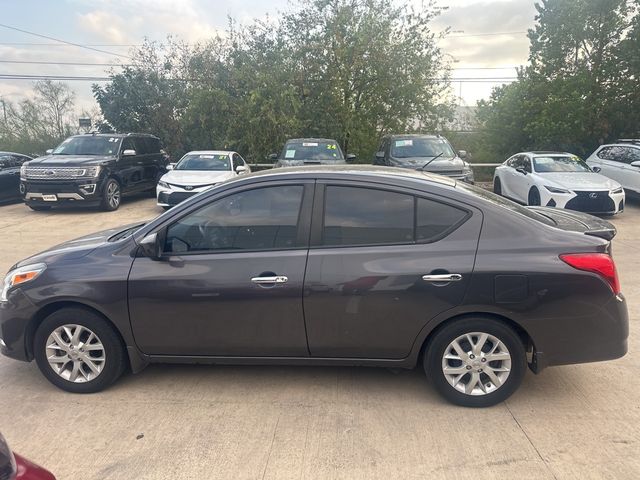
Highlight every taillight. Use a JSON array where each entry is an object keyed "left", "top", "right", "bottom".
[{"left": 560, "top": 253, "right": 620, "bottom": 295}]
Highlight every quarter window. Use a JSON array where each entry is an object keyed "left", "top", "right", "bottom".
[
  {"left": 416, "top": 198, "right": 468, "bottom": 242},
  {"left": 323, "top": 186, "right": 414, "bottom": 246},
  {"left": 165, "top": 185, "right": 304, "bottom": 253}
]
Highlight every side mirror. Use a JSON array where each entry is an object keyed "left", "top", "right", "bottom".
[
  {"left": 138, "top": 232, "right": 162, "bottom": 260},
  {"left": 375, "top": 151, "right": 385, "bottom": 159},
  {"left": 515, "top": 167, "right": 528, "bottom": 175},
  {"left": 458, "top": 150, "right": 468, "bottom": 159},
  {"left": 268, "top": 153, "right": 278, "bottom": 161},
  {"left": 166, "top": 163, "right": 175, "bottom": 171},
  {"left": 46, "top": 149, "right": 53, "bottom": 154},
  {"left": 235, "top": 165, "right": 248, "bottom": 173},
  {"left": 592, "top": 166, "right": 602, "bottom": 173},
  {"left": 631, "top": 160, "right": 640, "bottom": 168},
  {"left": 346, "top": 153, "right": 357, "bottom": 163},
  {"left": 123, "top": 149, "right": 136, "bottom": 156}
]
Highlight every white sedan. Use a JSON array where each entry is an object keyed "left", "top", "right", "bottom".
[
  {"left": 493, "top": 151, "right": 625, "bottom": 215},
  {"left": 157, "top": 150, "right": 250, "bottom": 208}
]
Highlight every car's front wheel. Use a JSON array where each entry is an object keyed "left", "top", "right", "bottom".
[
  {"left": 34, "top": 307, "right": 126, "bottom": 393},
  {"left": 424, "top": 317, "right": 526, "bottom": 407},
  {"left": 493, "top": 177, "right": 502, "bottom": 195},
  {"left": 528, "top": 187, "right": 541, "bottom": 206},
  {"left": 100, "top": 178, "right": 121, "bottom": 211}
]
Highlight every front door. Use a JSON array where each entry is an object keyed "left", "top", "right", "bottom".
[
  {"left": 128, "top": 182, "right": 313, "bottom": 356},
  {"left": 303, "top": 183, "right": 482, "bottom": 359}
]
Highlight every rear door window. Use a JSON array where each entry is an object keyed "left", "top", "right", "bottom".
[
  {"left": 323, "top": 186, "right": 414, "bottom": 246},
  {"left": 416, "top": 198, "right": 469, "bottom": 242}
]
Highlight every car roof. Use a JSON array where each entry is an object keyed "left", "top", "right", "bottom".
[
  {"left": 386, "top": 134, "right": 441, "bottom": 139},
  {"left": 284, "top": 138, "right": 339, "bottom": 143},
  {"left": 242, "top": 164, "right": 456, "bottom": 187},
  {"left": 519, "top": 151, "right": 573, "bottom": 156},
  {"left": 71, "top": 133, "right": 160, "bottom": 139},
  {"left": 183, "top": 150, "right": 234, "bottom": 156}
]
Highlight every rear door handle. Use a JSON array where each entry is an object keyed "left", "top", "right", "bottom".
[
  {"left": 422, "top": 274, "right": 462, "bottom": 282},
  {"left": 251, "top": 276, "right": 288, "bottom": 284}
]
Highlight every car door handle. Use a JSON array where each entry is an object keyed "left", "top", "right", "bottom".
[
  {"left": 422, "top": 274, "right": 462, "bottom": 282},
  {"left": 251, "top": 276, "right": 288, "bottom": 284}
]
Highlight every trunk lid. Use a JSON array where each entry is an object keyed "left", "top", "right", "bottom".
[{"left": 528, "top": 207, "right": 616, "bottom": 240}]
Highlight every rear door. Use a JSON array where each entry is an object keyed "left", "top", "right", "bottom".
[
  {"left": 302, "top": 181, "right": 482, "bottom": 359},
  {"left": 0, "top": 155, "right": 20, "bottom": 201},
  {"left": 595, "top": 146, "right": 627, "bottom": 187}
]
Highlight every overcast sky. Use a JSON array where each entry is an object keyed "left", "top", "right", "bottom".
[{"left": 0, "top": 0, "right": 538, "bottom": 115}]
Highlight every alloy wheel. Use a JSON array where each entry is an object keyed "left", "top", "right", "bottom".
[
  {"left": 107, "top": 181, "right": 120, "bottom": 209},
  {"left": 45, "top": 324, "right": 106, "bottom": 383},
  {"left": 441, "top": 332, "right": 512, "bottom": 396}
]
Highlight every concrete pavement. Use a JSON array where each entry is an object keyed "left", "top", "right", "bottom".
[{"left": 0, "top": 196, "right": 638, "bottom": 479}]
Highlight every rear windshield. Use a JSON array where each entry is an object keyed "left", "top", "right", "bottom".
[
  {"left": 456, "top": 182, "right": 556, "bottom": 226},
  {"left": 281, "top": 141, "right": 343, "bottom": 160}
]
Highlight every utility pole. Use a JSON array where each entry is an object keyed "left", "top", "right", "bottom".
[{"left": 0, "top": 98, "right": 7, "bottom": 124}]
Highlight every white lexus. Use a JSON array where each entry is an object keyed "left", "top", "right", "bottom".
[
  {"left": 493, "top": 151, "right": 625, "bottom": 215},
  {"left": 157, "top": 150, "right": 250, "bottom": 209}
]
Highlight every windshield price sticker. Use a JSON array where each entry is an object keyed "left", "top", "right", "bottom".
[
  {"left": 395, "top": 140, "right": 413, "bottom": 147},
  {"left": 326, "top": 144, "right": 337, "bottom": 150},
  {"left": 285, "top": 149, "right": 296, "bottom": 158},
  {"left": 201, "top": 155, "right": 215, "bottom": 158},
  {"left": 302, "top": 142, "right": 319, "bottom": 147},
  {"left": 108, "top": 138, "right": 118, "bottom": 142}
]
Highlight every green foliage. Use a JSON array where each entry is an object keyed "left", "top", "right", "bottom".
[
  {"left": 478, "top": 0, "right": 640, "bottom": 160},
  {"left": 93, "top": 0, "right": 452, "bottom": 162}
]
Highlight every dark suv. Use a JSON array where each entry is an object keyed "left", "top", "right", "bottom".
[
  {"left": 21, "top": 133, "right": 168, "bottom": 211},
  {"left": 270, "top": 138, "right": 356, "bottom": 167},
  {"left": 374, "top": 134, "right": 474, "bottom": 183}
]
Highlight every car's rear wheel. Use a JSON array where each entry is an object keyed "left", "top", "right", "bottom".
[
  {"left": 493, "top": 177, "right": 502, "bottom": 195},
  {"left": 101, "top": 178, "right": 121, "bottom": 211},
  {"left": 528, "top": 187, "right": 541, "bottom": 206},
  {"left": 28, "top": 205, "right": 51, "bottom": 211},
  {"left": 34, "top": 307, "right": 126, "bottom": 393},
  {"left": 424, "top": 317, "right": 526, "bottom": 407}
]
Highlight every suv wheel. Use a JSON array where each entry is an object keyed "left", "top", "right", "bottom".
[
  {"left": 34, "top": 308, "right": 126, "bottom": 393},
  {"left": 424, "top": 317, "right": 526, "bottom": 407},
  {"left": 101, "top": 178, "right": 121, "bottom": 211}
]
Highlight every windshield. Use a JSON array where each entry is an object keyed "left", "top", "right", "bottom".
[
  {"left": 457, "top": 182, "right": 556, "bottom": 227},
  {"left": 53, "top": 136, "right": 121, "bottom": 156},
  {"left": 391, "top": 137, "right": 456, "bottom": 159},
  {"left": 533, "top": 155, "right": 591, "bottom": 173},
  {"left": 281, "top": 141, "right": 343, "bottom": 160},
  {"left": 176, "top": 154, "right": 231, "bottom": 171}
]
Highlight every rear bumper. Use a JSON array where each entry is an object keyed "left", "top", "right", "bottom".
[{"left": 529, "top": 293, "right": 629, "bottom": 372}]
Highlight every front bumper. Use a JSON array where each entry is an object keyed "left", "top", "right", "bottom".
[
  {"left": 540, "top": 189, "right": 625, "bottom": 214},
  {"left": 22, "top": 178, "right": 104, "bottom": 207},
  {"left": 0, "top": 288, "right": 37, "bottom": 362},
  {"left": 156, "top": 185, "right": 213, "bottom": 207}
]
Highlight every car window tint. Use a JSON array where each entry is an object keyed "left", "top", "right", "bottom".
[
  {"left": 122, "top": 138, "right": 135, "bottom": 152},
  {"left": 232, "top": 154, "right": 243, "bottom": 169},
  {"left": 323, "top": 186, "right": 414, "bottom": 246},
  {"left": 628, "top": 147, "right": 640, "bottom": 162},
  {"left": 0, "top": 155, "right": 11, "bottom": 169},
  {"left": 165, "top": 185, "right": 304, "bottom": 253},
  {"left": 597, "top": 147, "right": 612, "bottom": 160},
  {"left": 416, "top": 198, "right": 468, "bottom": 242}
]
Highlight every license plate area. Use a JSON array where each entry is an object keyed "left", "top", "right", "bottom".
[{"left": 42, "top": 194, "right": 57, "bottom": 202}]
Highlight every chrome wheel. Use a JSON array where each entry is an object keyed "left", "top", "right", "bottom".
[
  {"left": 45, "top": 324, "right": 106, "bottom": 383},
  {"left": 441, "top": 332, "right": 511, "bottom": 396},
  {"left": 106, "top": 181, "right": 120, "bottom": 209}
]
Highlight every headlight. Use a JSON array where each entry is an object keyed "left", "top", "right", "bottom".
[
  {"left": 85, "top": 166, "right": 102, "bottom": 178},
  {"left": 158, "top": 181, "right": 170, "bottom": 189},
  {"left": 20, "top": 165, "right": 26, "bottom": 180},
  {"left": 1, "top": 263, "right": 47, "bottom": 302},
  {"left": 611, "top": 187, "right": 623, "bottom": 194},
  {"left": 0, "top": 432, "right": 17, "bottom": 480},
  {"left": 544, "top": 185, "right": 571, "bottom": 194},
  {"left": 462, "top": 164, "right": 474, "bottom": 182}
]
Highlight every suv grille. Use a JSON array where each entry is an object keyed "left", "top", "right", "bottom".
[{"left": 23, "top": 166, "right": 99, "bottom": 180}]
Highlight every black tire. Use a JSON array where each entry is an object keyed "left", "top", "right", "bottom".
[
  {"left": 28, "top": 205, "right": 51, "bottom": 211},
  {"left": 493, "top": 177, "right": 502, "bottom": 195},
  {"left": 424, "top": 317, "right": 526, "bottom": 407},
  {"left": 528, "top": 187, "right": 541, "bottom": 206},
  {"left": 34, "top": 307, "right": 126, "bottom": 393},
  {"left": 161, "top": 206, "right": 171, "bottom": 211},
  {"left": 100, "top": 178, "right": 121, "bottom": 211}
]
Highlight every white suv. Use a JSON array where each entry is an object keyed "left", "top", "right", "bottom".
[{"left": 586, "top": 140, "right": 640, "bottom": 195}]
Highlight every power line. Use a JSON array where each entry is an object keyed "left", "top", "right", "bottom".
[
  {"left": 0, "top": 59, "right": 130, "bottom": 67},
  {"left": 0, "top": 73, "right": 518, "bottom": 83},
  {"left": 0, "top": 42, "right": 139, "bottom": 47},
  {"left": 0, "top": 23, "right": 133, "bottom": 59}
]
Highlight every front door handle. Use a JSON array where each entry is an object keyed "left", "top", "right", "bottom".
[
  {"left": 251, "top": 276, "right": 288, "bottom": 285},
  {"left": 422, "top": 274, "right": 462, "bottom": 282}
]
